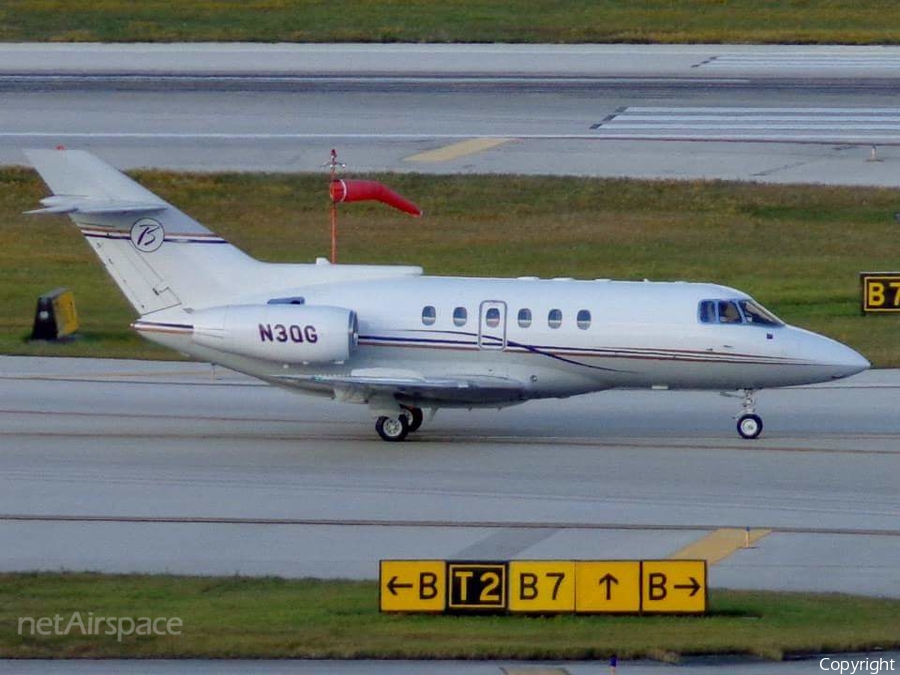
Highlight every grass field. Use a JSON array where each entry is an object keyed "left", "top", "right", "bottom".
[
  {"left": 1, "top": 0, "right": 899, "bottom": 44},
  {"left": 2, "top": 573, "right": 899, "bottom": 660},
  {"left": 2, "top": 169, "right": 898, "bottom": 366}
]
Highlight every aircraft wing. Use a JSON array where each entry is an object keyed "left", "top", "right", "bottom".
[{"left": 275, "top": 368, "right": 526, "bottom": 405}]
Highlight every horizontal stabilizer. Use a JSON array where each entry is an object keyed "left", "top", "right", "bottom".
[
  {"left": 25, "top": 195, "right": 167, "bottom": 216},
  {"left": 25, "top": 147, "right": 219, "bottom": 236}
]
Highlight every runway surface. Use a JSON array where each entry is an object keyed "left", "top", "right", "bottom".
[
  {"left": 1, "top": 356, "right": 897, "bottom": 598},
  {"left": 1, "top": 44, "right": 900, "bottom": 183}
]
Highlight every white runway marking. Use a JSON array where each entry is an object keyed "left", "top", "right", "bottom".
[
  {"left": 698, "top": 54, "right": 900, "bottom": 69},
  {"left": 592, "top": 107, "right": 900, "bottom": 143},
  {"left": 4, "top": 42, "right": 900, "bottom": 183}
]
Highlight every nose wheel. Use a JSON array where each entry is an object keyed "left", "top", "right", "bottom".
[{"left": 724, "top": 389, "right": 764, "bottom": 440}]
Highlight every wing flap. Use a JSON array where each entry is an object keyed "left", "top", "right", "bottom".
[{"left": 275, "top": 369, "right": 526, "bottom": 404}]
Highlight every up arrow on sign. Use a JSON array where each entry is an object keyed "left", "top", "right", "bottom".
[{"left": 598, "top": 573, "right": 619, "bottom": 600}]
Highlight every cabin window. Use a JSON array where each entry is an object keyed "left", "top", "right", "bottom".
[
  {"left": 485, "top": 307, "right": 501, "bottom": 328},
  {"left": 517, "top": 308, "right": 532, "bottom": 328},
  {"left": 453, "top": 306, "right": 468, "bottom": 327},
  {"left": 576, "top": 309, "right": 592, "bottom": 330},
  {"left": 421, "top": 305, "right": 436, "bottom": 326},
  {"left": 548, "top": 308, "right": 562, "bottom": 329}
]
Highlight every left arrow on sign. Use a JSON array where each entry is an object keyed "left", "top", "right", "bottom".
[
  {"left": 379, "top": 560, "right": 446, "bottom": 612},
  {"left": 387, "top": 576, "right": 414, "bottom": 595}
]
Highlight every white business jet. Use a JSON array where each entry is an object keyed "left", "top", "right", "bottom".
[{"left": 25, "top": 149, "right": 869, "bottom": 442}]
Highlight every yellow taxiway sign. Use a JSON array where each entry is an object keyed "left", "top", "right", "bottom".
[{"left": 379, "top": 560, "right": 445, "bottom": 612}]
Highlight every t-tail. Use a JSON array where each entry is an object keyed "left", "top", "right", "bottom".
[
  {"left": 25, "top": 148, "right": 261, "bottom": 315},
  {"left": 25, "top": 149, "right": 423, "bottom": 319}
]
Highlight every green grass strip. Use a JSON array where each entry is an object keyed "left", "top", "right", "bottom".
[
  {"left": 1, "top": 573, "right": 898, "bottom": 660},
  {"left": 2, "top": 169, "right": 898, "bottom": 365},
  {"left": 1, "top": 0, "right": 900, "bottom": 45}
]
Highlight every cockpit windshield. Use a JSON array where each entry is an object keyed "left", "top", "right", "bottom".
[
  {"left": 739, "top": 299, "right": 783, "bottom": 326},
  {"left": 698, "top": 299, "right": 783, "bottom": 327}
]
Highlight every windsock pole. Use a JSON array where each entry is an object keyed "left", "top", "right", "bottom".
[
  {"left": 328, "top": 149, "right": 341, "bottom": 263},
  {"left": 331, "top": 198, "right": 337, "bottom": 263}
]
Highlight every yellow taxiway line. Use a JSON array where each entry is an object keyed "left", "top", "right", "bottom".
[
  {"left": 405, "top": 137, "right": 512, "bottom": 163},
  {"left": 669, "top": 528, "right": 771, "bottom": 565}
]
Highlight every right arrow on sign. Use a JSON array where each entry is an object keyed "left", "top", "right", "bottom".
[
  {"left": 674, "top": 577, "right": 701, "bottom": 597},
  {"left": 598, "top": 573, "right": 619, "bottom": 600},
  {"left": 641, "top": 560, "right": 707, "bottom": 614}
]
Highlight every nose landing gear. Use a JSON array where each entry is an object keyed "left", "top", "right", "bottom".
[
  {"left": 737, "top": 412, "right": 763, "bottom": 439},
  {"left": 733, "top": 389, "right": 763, "bottom": 440}
]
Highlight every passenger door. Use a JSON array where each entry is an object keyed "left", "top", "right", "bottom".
[{"left": 478, "top": 300, "right": 507, "bottom": 350}]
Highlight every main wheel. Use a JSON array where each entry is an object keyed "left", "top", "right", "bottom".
[
  {"left": 401, "top": 406, "right": 424, "bottom": 433},
  {"left": 737, "top": 413, "right": 763, "bottom": 440},
  {"left": 376, "top": 415, "right": 410, "bottom": 442}
]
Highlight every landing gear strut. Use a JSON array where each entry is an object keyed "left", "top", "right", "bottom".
[{"left": 734, "top": 389, "right": 763, "bottom": 440}]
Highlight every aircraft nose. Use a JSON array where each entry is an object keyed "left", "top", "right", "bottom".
[
  {"left": 834, "top": 344, "right": 870, "bottom": 378},
  {"left": 786, "top": 327, "right": 869, "bottom": 382},
  {"left": 813, "top": 333, "right": 870, "bottom": 379}
]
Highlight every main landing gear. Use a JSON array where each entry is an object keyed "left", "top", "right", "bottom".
[
  {"left": 375, "top": 414, "right": 408, "bottom": 442},
  {"left": 401, "top": 405, "right": 424, "bottom": 433},
  {"left": 374, "top": 405, "right": 424, "bottom": 442},
  {"left": 733, "top": 389, "right": 763, "bottom": 440}
]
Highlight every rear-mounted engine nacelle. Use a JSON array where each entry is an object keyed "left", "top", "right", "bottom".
[{"left": 191, "top": 304, "right": 358, "bottom": 364}]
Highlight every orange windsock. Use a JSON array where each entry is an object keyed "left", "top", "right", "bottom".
[{"left": 329, "top": 179, "right": 422, "bottom": 217}]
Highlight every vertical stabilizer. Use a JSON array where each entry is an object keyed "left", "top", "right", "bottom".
[{"left": 25, "top": 149, "right": 259, "bottom": 315}]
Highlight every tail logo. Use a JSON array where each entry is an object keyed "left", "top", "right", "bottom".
[{"left": 130, "top": 218, "right": 165, "bottom": 252}]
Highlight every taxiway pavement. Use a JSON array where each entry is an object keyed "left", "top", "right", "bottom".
[{"left": 1, "top": 356, "right": 896, "bottom": 597}]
